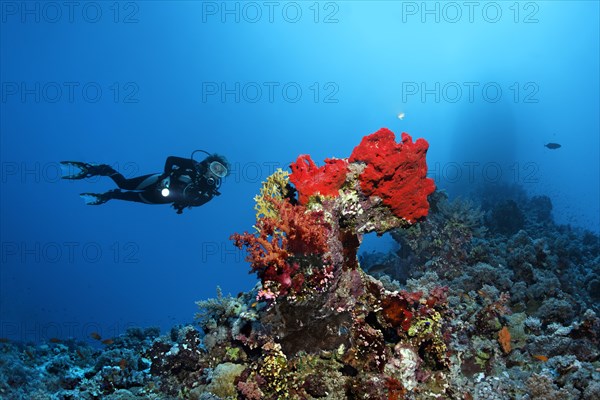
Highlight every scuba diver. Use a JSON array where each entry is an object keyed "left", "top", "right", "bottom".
[{"left": 61, "top": 151, "right": 230, "bottom": 214}]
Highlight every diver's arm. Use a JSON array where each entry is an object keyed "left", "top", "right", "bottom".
[
  {"left": 164, "top": 156, "right": 197, "bottom": 174},
  {"left": 172, "top": 202, "right": 186, "bottom": 214}
]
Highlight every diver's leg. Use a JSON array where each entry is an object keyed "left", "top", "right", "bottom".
[
  {"left": 60, "top": 161, "right": 119, "bottom": 180},
  {"left": 61, "top": 161, "right": 161, "bottom": 190},
  {"left": 80, "top": 189, "right": 161, "bottom": 205},
  {"left": 109, "top": 174, "right": 161, "bottom": 190}
]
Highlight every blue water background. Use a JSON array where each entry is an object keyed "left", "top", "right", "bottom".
[{"left": 1, "top": 1, "right": 598, "bottom": 342}]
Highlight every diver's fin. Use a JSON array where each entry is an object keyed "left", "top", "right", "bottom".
[
  {"left": 61, "top": 161, "right": 94, "bottom": 180},
  {"left": 61, "top": 161, "right": 116, "bottom": 179},
  {"left": 80, "top": 193, "right": 108, "bottom": 205}
]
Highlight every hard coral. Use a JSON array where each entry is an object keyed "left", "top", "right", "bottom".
[
  {"left": 253, "top": 168, "right": 294, "bottom": 220},
  {"left": 349, "top": 128, "right": 435, "bottom": 223}
]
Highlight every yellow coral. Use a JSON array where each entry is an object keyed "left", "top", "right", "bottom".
[
  {"left": 259, "top": 342, "right": 289, "bottom": 397},
  {"left": 407, "top": 311, "right": 441, "bottom": 337},
  {"left": 407, "top": 311, "right": 448, "bottom": 360},
  {"left": 254, "top": 169, "right": 291, "bottom": 220}
]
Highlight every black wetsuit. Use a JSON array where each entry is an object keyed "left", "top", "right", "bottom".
[{"left": 87, "top": 156, "right": 221, "bottom": 214}]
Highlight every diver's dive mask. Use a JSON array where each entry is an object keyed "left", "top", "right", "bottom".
[
  {"left": 190, "top": 150, "right": 229, "bottom": 189},
  {"left": 203, "top": 163, "right": 225, "bottom": 187},
  {"left": 209, "top": 161, "right": 228, "bottom": 178}
]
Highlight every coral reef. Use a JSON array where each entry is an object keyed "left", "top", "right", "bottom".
[
  {"left": 391, "top": 191, "right": 488, "bottom": 279},
  {"left": 223, "top": 128, "right": 449, "bottom": 397},
  {"left": 363, "top": 182, "right": 600, "bottom": 398},
  {"left": 0, "top": 327, "right": 162, "bottom": 399},
  {"left": 2, "top": 129, "right": 599, "bottom": 399}
]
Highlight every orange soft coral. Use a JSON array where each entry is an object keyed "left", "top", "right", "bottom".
[{"left": 231, "top": 197, "right": 331, "bottom": 300}]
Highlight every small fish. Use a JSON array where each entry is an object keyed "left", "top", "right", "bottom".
[
  {"left": 544, "top": 142, "right": 561, "bottom": 149},
  {"left": 101, "top": 339, "right": 114, "bottom": 345},
  {"left": 532, "top": 354, "right": 548, "bottom": 362},
  {"left": 118, "top": 358, "right": 128, "bottom": 370},
  {"left": 49, "top": 338, "right": 62, "bottom": 344},
  {"left": 397, "top": 112, "right": 405, "bottom": 120},
  {"left": 0, "top": 338, "right": 10, "bottom": 343},
  {"left": 90, "top": 332, "right": 102, "bottom": 341}
]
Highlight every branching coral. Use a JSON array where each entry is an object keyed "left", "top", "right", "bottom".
[
  {"left": 253, "top": 168, "right": 294, "bottom": 220},
  {"left": 437, "top": 196, "right": 487, "bottom": 237},
  {"left": 390, "top": 192, "right": 491, "bottom": 280},
  {"left": 194, "top": 286, "right": 239, "bottom": 327},
  {"left": 231, "top": 196, "right": 332, "bottom": 301}
]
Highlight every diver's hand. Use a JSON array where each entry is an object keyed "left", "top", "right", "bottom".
[{"left": 172, "top": 202, "right": 186, "bottom": 214}]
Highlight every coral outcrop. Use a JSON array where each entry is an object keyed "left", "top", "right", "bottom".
[
  {"left": 3, "top": 131, "right": 598, "bottom": 400},
  {"left": 223, "top": 128, "right": 450, "bottom": 397}
]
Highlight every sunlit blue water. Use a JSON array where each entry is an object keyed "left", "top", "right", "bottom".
[{"left": 1, "top": 1, "right": 598, "bottom": 343}]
